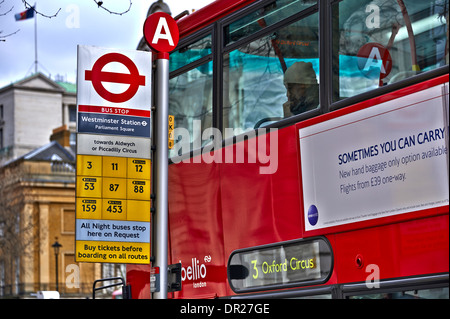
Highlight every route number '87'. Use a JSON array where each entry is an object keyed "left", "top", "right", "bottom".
[{"left": 109, "top": 184, "right": 119, "bottom": 191}]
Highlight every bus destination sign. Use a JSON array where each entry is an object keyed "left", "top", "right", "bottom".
[{"left": 227, "top": 237, "right": 333, "bottom": 293}]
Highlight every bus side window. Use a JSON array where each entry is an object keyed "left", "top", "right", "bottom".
[
  {"left": 169, "top": 34, "right": 213, "bottom": 158},
  {"left": 348, "top": 286, "right": 449, "bottom": 299},
  {"left": 169, "top": 62, "right": 213, "bottom": 158},
  {"left": 332, "top": 0, "right": 449, "bottom": 102},
  {"left": 223, "top": 10, "right": 320, "bottom": 138}
]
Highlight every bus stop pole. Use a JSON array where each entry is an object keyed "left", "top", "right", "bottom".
[
  {"left": 143, "top": 11, "right": 179, "bottom": 300},
  {"left": 153, "top": 56, "right": 169, "bottom": 299}
]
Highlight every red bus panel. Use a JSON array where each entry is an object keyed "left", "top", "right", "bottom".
[{"left": 126, "top": 76, "right": 448, "bottom": 298}]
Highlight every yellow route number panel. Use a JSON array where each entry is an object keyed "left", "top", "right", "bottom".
[
  {"left": 128, "top": 158, "right": 151, "bottom": 180},
  {"left": 103, "top": 156, "right": 127, "bottom": 178},
  {"left": 76, "top": 155, "right": 151, "bottom": 264},
  {"left": 76, "top": 176, "right": 102, "bottom": 198},
  {"left": 76, "top": 198, "right": 102, "bottom": 220},
  {"left": 77, "top": 155, "right": 102, "bottom": 177},
  {"left": 102, "top": 199, "right": 126, "bottom": 220},
  {"left": 102, "top": 177, "right": 127, "bottom": 199}
]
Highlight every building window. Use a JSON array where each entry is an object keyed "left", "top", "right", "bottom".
[
  {"left": 62, "top": 208, "right": 75, "bottom": 234},
  {"left": 69, "top": 105, "right": 76, "bottom": 123}
]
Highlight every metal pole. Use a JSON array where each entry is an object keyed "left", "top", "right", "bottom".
[
  {"left": 153, "top": 56, "right": 169, "bottom": 299},
  {"left": 55, "top": 251, "right": 59, "bottom": 292},
  {"left": 34, "top": 5, "right": 37, "bottom": 74},
  {"left": 52, "top": 239, "right": 61, "bottom": 292}
]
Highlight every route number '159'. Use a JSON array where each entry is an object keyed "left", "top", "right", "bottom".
[{"left": 82, "top": 204, "right": 96, "bottom": 212}]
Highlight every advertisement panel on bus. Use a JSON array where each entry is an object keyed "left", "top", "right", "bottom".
[{"left": 298, "top": 77, "right": 449, "bottom": 235}]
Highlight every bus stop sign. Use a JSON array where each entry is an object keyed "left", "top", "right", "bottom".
[{"left": 143, "top": 12, "right": 179, "bottom": 57}]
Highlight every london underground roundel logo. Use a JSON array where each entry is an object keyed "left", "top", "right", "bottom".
[{"left": 85, "top": 52, "right": 146, "bottom": 103}]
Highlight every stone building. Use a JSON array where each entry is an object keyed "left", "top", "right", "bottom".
[
  {"left": 0, "top": 73, "right": 77, "bottom": 166},
  {"left": 0, "top": 128, "right": 102, "bottom": 298}
]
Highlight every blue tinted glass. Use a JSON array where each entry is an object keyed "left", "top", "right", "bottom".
[{"left": 170, "top": 34, "right": 212, "bottom": 72}]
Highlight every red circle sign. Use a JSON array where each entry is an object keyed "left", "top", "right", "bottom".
[
  {"left": 357, "top": 43, "right": 392, "bottom": 79},
  {"left": 85, "top": 53, "right": 146, "bottom": 103},
  {"left": 143, "top": 12, "right": 179, "bottom": 56}
]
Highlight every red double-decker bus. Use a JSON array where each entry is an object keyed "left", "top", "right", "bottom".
[{"left": 127, "top": 0, "right": 449, "bottom": 299}]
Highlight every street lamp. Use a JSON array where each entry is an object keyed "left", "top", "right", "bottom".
[{"left": 52, "top": 238, "right": 62, "bottom": 292}]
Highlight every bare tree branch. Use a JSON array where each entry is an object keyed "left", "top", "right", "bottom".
[
  {"left": 2, "top": 0, "right": 134, "bottom": 42},
  {"left": 0, "top": 29, "right": 20, "bottom": 41},
  {"left": 92, "top": 0, "right": 132, "bottom": 16},
  {"left": 0, "top": 0, "right": 14, "bottom": 16},
  {"left": 21, "top": 0, "right": 61, "bottom": 19},
  {"left": 0, "top": 1, "right": 20, "bottom": 41},
  {"left": 0, "top": 164, "right": 36, "bottom": 261},
  {"left": 18, "top": 0, "right": 133, "bottom": 19}
]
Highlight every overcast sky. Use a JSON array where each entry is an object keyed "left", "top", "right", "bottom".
[{"left": 0, "top": 0, "right": 214, "bottom": 88}]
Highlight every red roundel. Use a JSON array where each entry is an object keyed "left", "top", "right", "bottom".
[
  {"left": 143, "top": 12, "right": 179, "bottom": 55},
  {"left": 85, "top": 53, "right": 146, "bottom": 103},
  {"left": 357, "top": 43, "right": 392, "bottom": 79}
]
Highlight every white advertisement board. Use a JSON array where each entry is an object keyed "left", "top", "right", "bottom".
[{"left": 299, "top": 83, "right": 449, "bottom": 232}]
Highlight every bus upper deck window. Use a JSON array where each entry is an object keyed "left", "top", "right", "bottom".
[
  {"left": 333, "top": 0, "right": 449, "bottom": 102},
  {"left": 223, "top": 11, "right": 319, "bottom": 138},
  {"left": 169, "top": 34, "right": 212, "bottom": 73},
  {"left": 168, "top": 33, "right": 213, "bottom": 159},
  {"left": 169, "top": 61, "right": 213, "bottom": 158},
  {"left": 224, "top": 0, "right": 317, "bottom": 46}
]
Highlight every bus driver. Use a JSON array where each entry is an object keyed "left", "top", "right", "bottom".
[{"left": 283, "top": 61, "right": 319, "bottom": 117}]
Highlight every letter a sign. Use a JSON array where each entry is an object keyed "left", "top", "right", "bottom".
[
  {"left": 356, "top": 42, "right": 392, "bottom": 80},
  {"left": 143, "top": 12, "right": 179, "bottom": 57}
]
